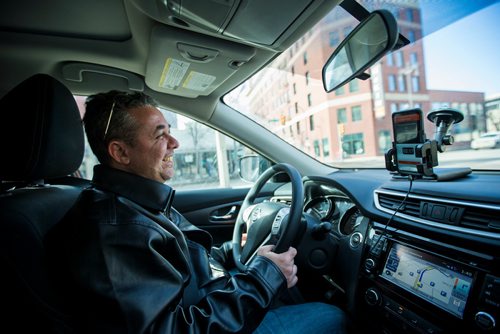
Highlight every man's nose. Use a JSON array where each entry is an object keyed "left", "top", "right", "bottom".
[{"left": 169, "top": 134, "right": 179, "bottom": 149}]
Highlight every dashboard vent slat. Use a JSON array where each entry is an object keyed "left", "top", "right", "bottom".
[
  {"left": 375, "top": 189, "right": 500, "bottom": 238},
  {"left": 378, "top": 193, "right": 420, "bottom": 216},
  {"left": 461, "top": 207, "right": 500, "bottom": 231}
]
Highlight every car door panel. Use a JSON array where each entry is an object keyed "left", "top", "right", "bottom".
[{"left": 173, "top": 183, "right": 282, "bottom": 246}]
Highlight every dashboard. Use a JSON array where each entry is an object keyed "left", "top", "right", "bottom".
[{"left": 275, "top": 169, "right": 500, "bottom": 334}]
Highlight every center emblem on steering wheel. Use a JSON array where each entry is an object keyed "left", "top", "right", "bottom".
[{"left": 250, "top": 207, "right": 263, "bottom": 226}]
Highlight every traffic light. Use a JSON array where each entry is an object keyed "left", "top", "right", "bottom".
[{"left": 338, "top": 123, "right": 345, "bottom": 135}]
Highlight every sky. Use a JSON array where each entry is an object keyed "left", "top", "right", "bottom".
[{"left": 421, "top": 0, "right": 500, "bottom": 97}]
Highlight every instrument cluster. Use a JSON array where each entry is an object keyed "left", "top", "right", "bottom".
[{"left": 304, "top": 194, "right": 362, "bottom": 236}]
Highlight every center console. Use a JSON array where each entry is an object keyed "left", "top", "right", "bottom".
[{"left": 357, "top": 226, "right": 499, "bottom": 333}]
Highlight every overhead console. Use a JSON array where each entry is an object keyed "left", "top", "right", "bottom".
[{"left": 130, "top": 0, "right": 340, "bottom": 48}]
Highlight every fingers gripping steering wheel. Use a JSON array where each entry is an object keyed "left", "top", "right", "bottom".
[{"left": 232, "top": 163, "right": 304, "bottom": 271}]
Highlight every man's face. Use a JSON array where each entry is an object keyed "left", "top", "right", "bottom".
[{"left": 122, "top": 105, "right": 179, "bottom": 183}]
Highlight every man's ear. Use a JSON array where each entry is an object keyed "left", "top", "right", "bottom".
[{"left": 107, "top": 140, "right": 130, "bottom": 165}]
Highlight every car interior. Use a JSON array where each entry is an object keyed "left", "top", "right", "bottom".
[{"left": 1, "top": 0, "right": 499, "bottom": 333}]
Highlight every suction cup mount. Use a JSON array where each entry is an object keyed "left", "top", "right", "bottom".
[{"left": 427, "top": 108, "right": 464, "bottom": 152}]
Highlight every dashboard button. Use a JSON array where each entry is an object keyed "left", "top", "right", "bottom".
[
  {"left": 365, "top": 288, "right": 380, "bottom": 306},
  {"left": 475, "top": 312, "right": 496, "bottom": 331},
  {"left": 350, "top": 232, "right": 363, "bottom": 248},
  {"left": 431, "top": 205, "right": 446, "bottom": 219}
]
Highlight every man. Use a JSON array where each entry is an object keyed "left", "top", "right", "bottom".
[{"left": 52, "top": 90, "right": 346, "bottom": 333}]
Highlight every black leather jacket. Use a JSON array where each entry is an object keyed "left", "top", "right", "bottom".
[{"left": 50, "top": 165, "right": 286, "bottom": 333}]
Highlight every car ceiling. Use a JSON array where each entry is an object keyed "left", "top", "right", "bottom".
[{"left": 0, "top": 0, "right": 342, "bottom": 121}]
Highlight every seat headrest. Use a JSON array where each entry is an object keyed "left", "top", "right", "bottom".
[{"left": 0, "top": 74, "right": 84, "bottom": 181}]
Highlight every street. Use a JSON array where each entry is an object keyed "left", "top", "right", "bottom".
[{"left": 334, "top": 148, "right": 500, "bottom": 170}]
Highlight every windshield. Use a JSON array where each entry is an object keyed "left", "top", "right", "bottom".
[{"left": 224, "top": 0, "right": 500, "bottom": 170}]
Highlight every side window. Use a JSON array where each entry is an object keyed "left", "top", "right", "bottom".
[
  {"left": 165, "top": 111, "right": 260, "bottom": 189},
  {"left": 78, "top": 100, "right": 264, "bottom": 189}
]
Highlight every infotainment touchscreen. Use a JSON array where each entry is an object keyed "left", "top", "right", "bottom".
[{"left": 381, "top": 243, "right": 473, "bottom": 319}]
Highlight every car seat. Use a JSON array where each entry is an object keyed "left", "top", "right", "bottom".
[{"left": 0, "top": 74, "right": 85, "bottom": 333}]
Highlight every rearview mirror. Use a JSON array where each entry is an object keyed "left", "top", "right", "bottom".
[{"left": 322, "top": 9, "right": 398, "bottom": 92}]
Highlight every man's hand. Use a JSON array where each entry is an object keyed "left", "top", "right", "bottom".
[{"left": 258, "top": 245, "right": 298, "bottom": 288}]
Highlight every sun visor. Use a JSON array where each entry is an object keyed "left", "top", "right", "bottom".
[
  {"left": 145, "top": 26, "right": 256, "bottom": 98},
  {"left": 131, "top": 0, "right": 317, "bottom": 46},
  {"left": 223, "top": 0, "right": 315, "bottom": 45}
]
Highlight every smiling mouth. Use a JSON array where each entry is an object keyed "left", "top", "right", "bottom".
[{"left": 163, "top": 156, "right": 173, "bottom": 162}]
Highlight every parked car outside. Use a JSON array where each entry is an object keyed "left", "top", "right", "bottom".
[{"left": 470, "top": 131, "right": 500, "bottom": 149}]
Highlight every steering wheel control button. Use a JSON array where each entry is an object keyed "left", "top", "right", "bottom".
[
  {"left": 349, "top": 232, "right": 363, "bottom": 248},
  {"left": 272, "top": 207, "right": 290, "bottom": 235}
]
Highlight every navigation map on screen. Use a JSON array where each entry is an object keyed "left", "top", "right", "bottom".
[{"left": 381, "top": 243, "right": 473, "bottom": 318}]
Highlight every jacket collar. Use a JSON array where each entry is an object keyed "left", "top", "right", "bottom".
[{"left": 92, "top": 164, "right": 175, "bottom": 213}]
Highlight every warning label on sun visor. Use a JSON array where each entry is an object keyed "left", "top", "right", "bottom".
[
  {"left": 159, "top": 58, "right": 216, "bottom": 92},
  {"left": 183, "top": 71, "right": 216, "bottom": 92},
  {"left": 159, "top": 58, "right": 190, "bottom": 89}
]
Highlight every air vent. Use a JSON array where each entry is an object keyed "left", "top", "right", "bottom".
[
  {"left": 461, "top": 207, "right": 500, "bottom": 231},
  {"left": 377, "top": 193, "right": 420, "bottom": 217},
  {"left": 374, "top": 189, "right": 500, "bottom": 239}
]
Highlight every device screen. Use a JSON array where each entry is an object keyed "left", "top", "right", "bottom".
[{"left": 393, "top": 109, "right": 424, "bottom": 144}]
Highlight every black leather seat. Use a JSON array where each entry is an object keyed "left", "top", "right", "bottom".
[{"left": 0, "top": 74, "right": 85, "bottom": 332}]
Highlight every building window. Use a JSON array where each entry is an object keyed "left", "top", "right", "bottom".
[
  {"left": 349, "top": 79, "right": 359, "bottom": 92},
  {"left": 289, "top": 126, "right": 293, "bottom": 137},
  {"left": 307, "top": 93, "right": 312, "bottom": 107},
  {"left": 322, "top": 138, "right": 330, "bottom": 158},
  {"left": 335, "top": 86, "right": 345, "bottom": 95},
  {"left": 337, "top": 108, "right": 347, "bottom": 124},
  {"left": 309, "top": 115, "right": 314, "bottom": 131},
  {"left": 296, "top": 122, "right": 300, "bottom": 134},
  {"left": 388, "top": 75, "right": 396, "bottom": 92},
  {"left": 313, "top": 140, "right": 320, "bottom": 157},
  {"left": 410, "top": 52, "right": 418, "bottom": 65},
  {"left": 411, "top": 76, "right": 420, "bottom": 92},
  {"left": 342, "top": 133, "right": 365, "bottom": 155},
  {"left": 398, "top": 75, "right": 406, "bottom": 92},
  {"left": 291, "top": 66, "right": 295, "bottom": 76},
  {"left": 390, "top": 103, "right": 399, "bottom": 113},
  {"left": 408, "top": 30, "right": 416, "bottom": 43},
  {"left": 329, "top": 31, "right": 340, "bottom": 47},
  {"left": 343, "top": 26, "right": 352, "bottom": 38},
  {"left": 432, "top": 102, "right": 443, "bottom": 110},
  {"left": 351, "top": 105, "right": 362, "bottom": 122},
  {"left": 406, "top": 8, "right": 414, "bottom": 22},
  {"left": 305, "top": 71, "right": 310, "bottom": 85},
  {"left": 295, "top": 102, "right": 299, "bottom": 114},
  {"left": 293, "top": 83, "right": 296, "bottom": 95},
  {"left": 378, "top": 130, "right": 392, "bottom": 154},
  {"left": 386, "top": 53, "right": 394, "bottom": 66},
  {"left": 303, "top": 52, "right": 308, "bottom": 65},
  {"left": 391, "top": 8, "right": 400, "bottom": 19},
  {"left": 395, "top": 51, "right": 404, "bottom": 67}
]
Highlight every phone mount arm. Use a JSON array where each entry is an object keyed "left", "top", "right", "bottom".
[{"left": 427, "top": 108, "right": 464, "bottom": 152}]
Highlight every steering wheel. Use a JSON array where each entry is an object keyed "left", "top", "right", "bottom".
[{"left": 232, "top": 163, "right": 304, "bottom": 271}]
